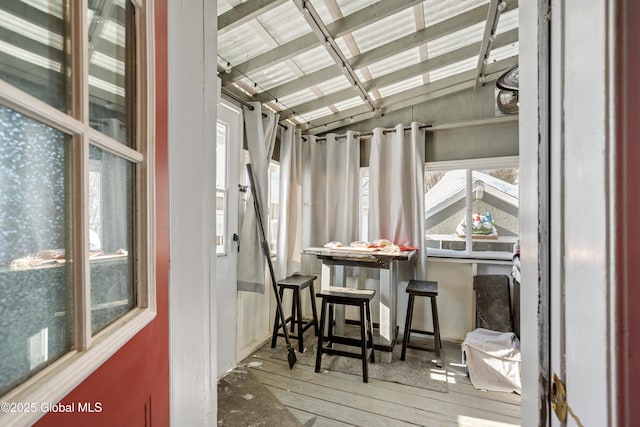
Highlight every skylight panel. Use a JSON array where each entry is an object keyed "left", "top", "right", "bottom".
[
  {"left": 364, "top": 48, "right": 421, "bottom": 79},
  {"left": 304, "top": 106, "right": 334, "bottom": 121},
  {"left": 291, "top": 45, "right": 335, "bottom": 73},
  {"left": 377, "top": 76, "right": 424, "bottom": 98},
  {"left": 495, "top": 8, "right": 519, "bottom": 35},
  {"left": 334, "top": 0, "right": 377, "bottom": 17},
  {"left": 218, "top": 24, "right": 270, "bottom": 65},
  {"left": 487, "top": 42, "right": 519, "bottom": 64},
  {"left": 90, "top": 51, "right": 125, "bottom": 75},
  {"left": 20, "top": 0, "right": 65, "bottom": 19},
  {"left": 0, "top": 40, "right": 61, "bottom": 71},
  {"left": 350, "top": 8, "right": 415, "bottom": 53},
  {"left": 422, "top": 0, "right": 489, "bottom": 27},
  {"left": 314, "top": 75, "right": 351, "bottom": 96},
  {"left": 428, "top": 57, "right": 477, "bottom": 82},
  {"left": 101, "top": 21, "right": 126, "bottom": 47},
  {"left": 88, "top": 75, "right": 125, "bottom": 97},
  {"left": 244, "top": 61, "right": 298, "bottom": 91},
  {"left": 0, "top": 11, "right": 64, "bottom": 50},
  {"left": 426, "top": 22, "right": 485, "bottom": 58},
  {"left": 332, "top": 96, "right": 362, "bottom": 111},
  {"left": 259, "top": 2, "right": 310, "bottom": 44},
  {"left": 277, "top": 88, "right": 317, "bottom": 108}
]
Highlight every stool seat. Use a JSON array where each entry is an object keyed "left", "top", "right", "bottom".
[
  {"left": 278, "top": 274, "right": 317, "bottom": 289},
  {"left": 271, "top": 274, "right": 319, "bottom": 353},
  {"left": 316, "top": 286, "right": 375, "bottom": 300},
  {"left": 402, "top": 280, "right": 442, "bottom": 367},
  {"left": 315, "top": 287, "right": 376, "bottom": 382},
  {"left": 406, "top": 280, "right": 438, "bottom": 296}
]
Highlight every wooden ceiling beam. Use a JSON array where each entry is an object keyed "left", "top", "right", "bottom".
[
  {"left": 218, "top": 0, "right": 288, "bottom": 34},
  {"left": 305, "top": 56, "right": 517, "bottom": 133},
  {"left": 474, "top": 0, "right": 506, "bottom": 88},
  {"left": 251, "top": 0, "right": 518, "bottom": 104},
  {"left": 279, "top": 28, "right": 518, "bottom": 120},
  {"left": 221, "top": 0, "right": 423, "bottom": 85}
]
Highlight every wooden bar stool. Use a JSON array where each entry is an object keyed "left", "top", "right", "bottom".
[
  {"left": 401, "top": 280, "right": 442, "bottom": 367},
  {"left": 271, "top": 274, "right": 319, "bottom": 353},
  {"left": 315, "top": 287, "right": 376, "bottom": 383}
]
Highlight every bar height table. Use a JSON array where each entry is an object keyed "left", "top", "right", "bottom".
[{"left": 302, "top": 247, "right": 416, "bottom": 362}]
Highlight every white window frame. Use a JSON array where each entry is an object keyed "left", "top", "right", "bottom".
[
  {"left": 425, "top": 156, "right": 519, "bottom": 261},
  {"left": 216, "top": 119, "right": 229, "bottom": 257},
  {"left": 0, "top": 1, "right": 156, "bottom": 425},
  {"left": 268, "top": 160, "right": 280, "bottom": 256}
]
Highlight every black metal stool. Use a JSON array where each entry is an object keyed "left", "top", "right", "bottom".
[
  {"left": 401, "top": 280, "right": 442, "bottom": 367},
  {"left": 271, "top": 274, "right": 319, "bottom": 353},
  {"left": 315, "top": 287, "right": 376, "bottom": 383}
]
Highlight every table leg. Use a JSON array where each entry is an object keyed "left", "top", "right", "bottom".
[
  {"left": 379, "top": 262, "right": 398, "bottom": 363},
  {"left": 320, "top": 262, "right": 346, "bottom": 335},
  {"left": 334, "top": 265, "right": 346, "bottom": 335}
]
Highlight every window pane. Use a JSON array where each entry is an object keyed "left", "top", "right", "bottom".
[
  {"left": 88, "top": 0, "right": 135, "bottom": 146},
  {"left": 425, "top": 169, "right": 467, "bottom": 252},
  {"left": 89, "top": 145, "right": 135, "bottom": 334},
  {"left": 470, "top": 169, "right": 519, "bottom": 253},
  {"left": 216, "top": 121, "right": 226, "bottom": 189},
  {"left": 269, "top": 163, "right": 279, "bottom": 254},
  {"left": 0, "top": 0, "right": 71, "bottom": 112},
  {"left": 0, "top": 105, "right": 73, "bottom": 395},
  {"left": 216, "top": 121, "right": 227, "bottom": 255},
  {"left": 216, "top": 190, "right": 225, "bottom": 254}
]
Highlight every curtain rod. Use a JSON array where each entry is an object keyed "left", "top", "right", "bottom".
[
  {"left": 313, "top": 124, "right": 432, "bottom": 142},
  {"left": 221, "top": 87, "right": 289, "bottom": 131}
]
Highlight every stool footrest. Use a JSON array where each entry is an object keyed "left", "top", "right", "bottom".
[
  {"left": 321, "top": 347, "right": 373, "bottom": 360},
  {"left": 406, "top": 343, "right": 437, "bottom": 353},
  {"left": 408, "top": 328, "right": 436, "bottom": 336}
]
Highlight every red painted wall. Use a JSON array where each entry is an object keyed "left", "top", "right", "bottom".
[
  {"left": 617, "top": 0, "right": 640, "bottom": 425},
  {"left": 36, "top": 1, "right": 169, "bottom": 425}
]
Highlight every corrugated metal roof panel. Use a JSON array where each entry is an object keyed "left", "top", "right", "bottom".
[
  {"left": 496, "top": 8, "right": 519, "bottom": 35},
  {"left": 426, "top": 21, "right": 485, "bottom": 58},
  {"left": 243, "top": 61, "right": 300, "bottom": 91},
  {"left": 487, "top": 42, "right": 518, "bottom": 64},
  {"left": 349, "top": 8, "right": 417, "bottom": 53},
  {"left": 333, "top": 0, "right": 378, "bottom": 18},
  {"left": 428, "top": 57, "right": 477, "bottom": 82},
  {"left": 422, "top": 0, "right": 489, "bottom": 26},
  {"left": 277, "top": 89, "right": 317, "bottom": 109},
  {"left": 333, "top": 96, "right": 362, "bottom": 111},
  {"left": 291, "top": 45, "right": 335, "bottom": 74},
  {"left": 364, "top": 47, "right": 422, "bottom": 79},
  {"left": 218, "top": 23, "right": 270, "bottom": 65},
  {"left": 303, "top": 106, "right": 334, "bottom": 121},
  {"left": 376, "top": 75, "right": 424, "bottom": 98},
  {"left": 258, "top": 2, "right": 311, "bottom": 44},
  {"left": 215, "top": 0, "right": 519, "bottom": 131},
  {"left": 314, "top": 75, "right": 352, "bottom": 96}
]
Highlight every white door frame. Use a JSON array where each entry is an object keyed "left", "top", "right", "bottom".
[
  {"left": 216, "top": 99, "right": 242, "bottom": 377},
  {"left": 520, "top": 1, "right": 615, "bottom": 425},
  {"left": 168, "top": 0, "right": 218, "bottom": 425}
]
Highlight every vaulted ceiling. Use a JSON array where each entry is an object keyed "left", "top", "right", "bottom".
[{"left": 217, "top": 0, "right": 519, "bottom": 134}]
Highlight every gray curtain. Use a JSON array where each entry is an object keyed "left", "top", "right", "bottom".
[
  {"left": 301, "top": 131, "right": 361, "bottom": 249},
  {"left": 368, "top": 122, "right": 427, "bottom": 280},
  {"left": 237, "top": 102, "right": 278, "bottom": 293},
  {"left": 275, "top": 123, "right": 303, "bottom": 280}
]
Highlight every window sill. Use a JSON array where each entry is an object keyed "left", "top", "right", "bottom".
[
  {"left": 427, "top": 253, "right": 513, "bottom": 265},
  {"left": 0, "top": 307, "right": 156, "bottom": 427}
]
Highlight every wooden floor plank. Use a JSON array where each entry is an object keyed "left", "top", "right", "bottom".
[
  {"left": 248, "top": 349, "right": 520, "bottom": 417},
  {"left": 250, "top": 359, "right": 519, "bottom": 424},
  {"left": 287, "top": 407, "right": 353, "bottom": 427},
  {"left": 242, "top": 338, "right": 521, "bottom": 426}
]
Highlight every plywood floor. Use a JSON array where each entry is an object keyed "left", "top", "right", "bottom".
[{"left": 239, "top": 335, "right": 521, "bottom": 427}]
